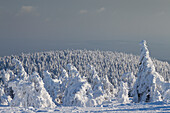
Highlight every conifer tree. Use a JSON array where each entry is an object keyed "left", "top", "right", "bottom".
[
  {"left": 133, "top": 40, "right": 164, "bottom": 102},
  {"left": 9, "top": 72, "right": 55, "bottom": 108}
]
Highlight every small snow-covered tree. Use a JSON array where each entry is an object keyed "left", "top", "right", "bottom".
[
  {"left": 43, "top": 70, "right": 61, "bottom": 104},
  {"left": 58, "top": 67, "right": 69, "bottom": 101},
  {"left": 118, "top": 81, "right": 129, "bottom": 103},
  {"left": 102, "top": 74, "right": 117, "bottom": 100},
  {"left": 133, "top": 40, "right": 166, "bottom": 102},
  {"left": 8, "top": 71, "right": 55, "bottom": 108},
  {"left": 63, "top": 64, "right": 96, "bottom": 107},
  {"left": 58, "top": 67, "right": 68, "bottom": 81},
  {"left": 0, "top": 69, "right": 11, "bottom": 85},
  {"left": 0, "top": 86, "right": 12, "bottom": 105},
  {"left": 121, "top": 72, "right": 136, "bottom": 96},
  {"left": 63, "top": 78, "right": 96, "bottom": 107},
  {"left": 6, "top": 69, "right": 15, "bottom": 81},
  {"left": 29, "top": 72, "right": 56, "bottom": 108},
  {"left": 0, "top": 69, "right": 14, "bottom": 105},
  {"left": 12, "top": 59, "right": 28, "bottom": 80},
  {"left": 66, "top": 63, "right": 79, "bottom": 78},
  {"left": 87, "top": 65, "right": 105, "bottom": 105}
]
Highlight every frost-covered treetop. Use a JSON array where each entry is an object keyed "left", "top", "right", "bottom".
[
  {"left": 139, "top": 40, "right": 155, "bottom": 73},
  {"left": 87, "top": 64, "right": 98, "bottom": 76},
  {"left": 66, "top": 63, "right": 79, "bottom": 78},
  {"left": 139, "top": 40, "right": 149, "bottom": 57},
  {"left": 60, "top": 67, "right": 68, "bottom": 78},
  {"left": 12, "top": 59, "right": 25, "bottom": 72},
  {"left": 12, "top": 59, "right": 28, "bottom": 80}
]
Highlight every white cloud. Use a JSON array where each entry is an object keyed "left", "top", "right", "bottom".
[
  {"left": 79, "top": 7, "right": 105, "bottom": 14},
  {"left": 16, "top": 6, "right": 37, "bottom": 16},
  {"left": 20, "top": 6, "right": 34, "bottom": 13},
  {"left": 79, "top": 10, "right": 88, "bottom": 14},
  {"left": 97, "top": 7, "right": 105, "bottom": 13}
]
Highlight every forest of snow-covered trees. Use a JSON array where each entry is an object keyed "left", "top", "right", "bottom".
[{"left": 0, "top": 40, "right": 170, "bottom": 108}]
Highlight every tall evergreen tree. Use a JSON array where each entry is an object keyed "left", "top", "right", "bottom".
[{"left": 133, "top": 40, "right": 164, "bottom": 102}]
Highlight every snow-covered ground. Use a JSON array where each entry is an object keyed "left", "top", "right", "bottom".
[{"left": 0, "top": 100, "right": 169, "bottom": 113}]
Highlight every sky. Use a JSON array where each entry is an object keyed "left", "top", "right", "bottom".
[{"left": 0, "top": 0, "right": 170, "bottom": 61}]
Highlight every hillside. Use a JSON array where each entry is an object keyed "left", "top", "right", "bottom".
[
  {"left": 0, "top": 50, "right": 170, "bottom": 83},
  {"left": 0, "top": 40, "right": 170, "bottom": 112}
]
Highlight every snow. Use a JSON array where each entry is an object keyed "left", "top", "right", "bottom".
[
  {"left": 6, "top": 59, "right": 55, "bottom": 108},
  {"left": 43, "top": 70, "right": 60, "bottom": 104},
  {"left": 163, "top": 89, "right": 170, "bottom": 103},
  {"left": 102, "top": 74, "right": 117, "bottom": 99},
  {"left": 0, "top": 86, "right": 11, "bottom": 105},
  {"left": 63, "top": 64, "right": 95, "bottom": 107},
  {"left": 8, "top": 72, "right": 55, "bottom": 108},
  {"left": 12, "top": 59, "right": 28, "bottom": 80},
  {"left": 87, "top": 65, "right": 105, "bottom": 105},
  {"left": 118, "top": 82, "right": 130, "bottom": 103},
  {"left": 0, "top": 100, "right": 169, "bottom": 112},
  {"left": 0, "top": 40, "right": 169, "bottom": 112},
  {"left": 121, "top": 72, "right": 136, "bottom": 97},
  {"left": 66, "top": 63, "right": 79, "bottom": 78},
  {"left": 133, "top": 40, "right": 170, "bottom": 103},
  {"left": 1, "top": 70, "right": 10, "bottom": 84}
]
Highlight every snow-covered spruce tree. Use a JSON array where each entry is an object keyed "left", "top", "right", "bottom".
[
  {"left": 6, "top": 69, "right": 16, "bottom": 81},
  {"left": 8, "top": 59, "right": 55, "bottom": 108},
  {"left": 121, "top": 72, "right": 136, "bottom": 97},
  {"left": 118, "top": 81, "right": 129, "bottom": 103},
  {"left": 12, "top": 59, "right": 28, "bottom": 80},
  {"left": 43, "top": 70, "right": 61, "bottom": 104},
  {"left": 29, "top": 72, "right": 56, "bottom": 108},
  {"left": 0, "top": 69, "right": 13, "bottom": 105},
  {"left": 66, "top": 63, "right": 79, "bottom": 78},
  {"left": 86, "top": 65, "right": 105, "bottom": 105},
  {"left": 133, "top": 40, "right": 166, "bottom": 102},
  {"left": 58, "top": 67, "right": 68, "bottom": 82},
  {"left": 58, "top": 67, "right": 69, "bottom": 101},
  {"left": 63, "top": 64, "right": 96, "bottom": 107},
  {"left": 101, "top": 74, "right": 117, "bottom": 100},
  {"left": 9, "top": 72, "right": 55, "bottom": 108},
  {"left": 0, "top": 86, "right": 12, "bottom": 105},
  {"left": 0, "top": 69, "right": 10, "bottom": 85}
]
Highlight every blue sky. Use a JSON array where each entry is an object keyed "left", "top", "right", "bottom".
[{"left": 0, "top": 0, "right": 170, "bottom": 61}]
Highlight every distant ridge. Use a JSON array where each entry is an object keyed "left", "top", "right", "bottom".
[
  {"left": 160, "top": 59, "right": 170, "bottom": 64},
  {"left": 168, "top": 61, "right": 170, "bottom": 64}
]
